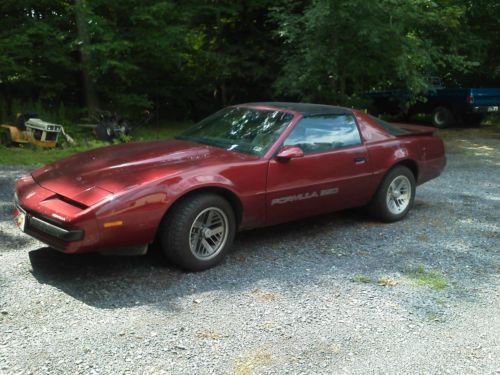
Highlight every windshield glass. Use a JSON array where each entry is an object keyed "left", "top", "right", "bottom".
[{"left": 176, "top": 107, "right": 293, "bottom": 156}]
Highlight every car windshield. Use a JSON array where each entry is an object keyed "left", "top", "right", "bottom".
[{"left": 176, "top": 107, "right": 293, "bottom": 156}]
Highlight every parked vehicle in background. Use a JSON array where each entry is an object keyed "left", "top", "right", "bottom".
[
  {"left": 14, "top": 103, "right": 446, "bottom": 271},
  {"left": 368, "top": 79, "right": 500, "bottom": 128},
  {"left": 0, "top": 113, "right": 71, "bottom": 149}
]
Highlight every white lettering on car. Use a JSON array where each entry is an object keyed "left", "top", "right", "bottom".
[{"left": 271, "top": 188, "right": 339, "bottom": 206}]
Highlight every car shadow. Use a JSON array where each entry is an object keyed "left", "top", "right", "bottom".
[
  {"left": 27, "top": 208, "right": 372, "bottom": 309},
  {"left": 28, "top": 246, "right": 184, "bottom": 310},
  {"left": 26, "top": 197, "right": 498, "bottom": 314}
]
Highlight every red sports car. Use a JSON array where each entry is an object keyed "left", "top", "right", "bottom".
[{"left": 14, "top": 103, "right": 446, "bottom": 270}]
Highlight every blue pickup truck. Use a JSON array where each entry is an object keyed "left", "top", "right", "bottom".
[{"left": 368, "top": 82, "right": 500, "bottom": 128}]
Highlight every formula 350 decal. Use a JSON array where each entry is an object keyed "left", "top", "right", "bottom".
[{"left": 271, "top": 187, "right": 339, "bottom": 206}]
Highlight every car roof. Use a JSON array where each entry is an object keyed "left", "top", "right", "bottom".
[{"left": 239, "top": 102, "right": 353, "bottom": 116}]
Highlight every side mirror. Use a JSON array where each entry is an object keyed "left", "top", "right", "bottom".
[{"left": 276, "top": 145, "right": 304, "bottom": 162}]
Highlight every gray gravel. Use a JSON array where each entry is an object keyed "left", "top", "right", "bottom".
[{"left": 1, "top": 132, "right": 499, "bottom": 375}]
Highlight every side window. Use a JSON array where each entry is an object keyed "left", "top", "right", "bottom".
[{"left": 284, "top": 114, "right": 362, "bottom": 154}]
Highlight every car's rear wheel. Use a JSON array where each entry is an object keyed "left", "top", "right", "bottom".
[
  {"left": 369, "top": 166, "right": 416, "bottom": 222},
  {"left": 159, "top": 194, "right": 236, "bottom": 271},
  {"left": 432, "top": 106, "right": 454, "bottom": 128}
]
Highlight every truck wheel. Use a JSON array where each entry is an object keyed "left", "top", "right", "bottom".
[
  {"left": 369, "top": 166, "right": 416, "bottom": 222},
  {"left": 432, "top": 106, "right": 454, "bottom": 128},
  {"left": 159, "top": 194, "right": 236, "bottom": 271},
  {"left": 0, "top": 129, "right": 12, "bottom": 146}
]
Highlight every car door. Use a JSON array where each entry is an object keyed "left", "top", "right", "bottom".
[{"left": 266, "top": 114, "right": 375, "bottom": 225}]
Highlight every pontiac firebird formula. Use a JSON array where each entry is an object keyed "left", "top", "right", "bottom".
[{"left": 14, "top": 103, "right": 446, "bottom": 271}]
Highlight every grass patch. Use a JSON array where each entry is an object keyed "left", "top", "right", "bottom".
[
  {"left": 378, "top": 277, "right": 399, "bottom": 287},
  {"left": 425, "top": 312, "right": 444, "bottom": 322},
  {"left": 251, "top": 289, "right": 279, "bottom": 302},
  {"left": 407, "top": 265, "right": 448, "bottom": 290},
  {"left": 232, "top": 350, "right": 272, "bottom": 375},
  {"left": 352, "top": 274, "right": 373, "bottom": 284},
  {"left": 0, "top": 121, "right": 190, "bottom": 166},
  {"left": 197, "top": 329, "right": 224, "bottom": 340}
]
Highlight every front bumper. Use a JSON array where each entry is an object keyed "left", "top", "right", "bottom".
[{"left": 16, "top": 204, "right": 84, "bottom": 243}]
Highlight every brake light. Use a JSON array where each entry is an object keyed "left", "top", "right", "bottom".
[{"left": 467, "top": 95, "right": 474, "bottom": 104}]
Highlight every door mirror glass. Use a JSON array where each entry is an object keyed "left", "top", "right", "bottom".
[{"left": 276, "top": 145, "right": 304, "bottom": 161}]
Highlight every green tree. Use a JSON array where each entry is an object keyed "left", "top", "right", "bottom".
[
  {"left": 272, "top": 0, "right": 478, "bottom": 107},
  {"left": 78, "top": 0, "right": 191, "bottom": 115},
  {"left": 0, "top": 0, "right": 77, "bottom": 117},
  {"left": 181, "top": 0, "right": 281, "bottom": 114},
  {"left": 461, "top": 0, "right": 500, "bottom": 86}
]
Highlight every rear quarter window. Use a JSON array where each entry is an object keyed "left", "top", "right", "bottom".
[{"left": 369, "top": 115, "right": 411, "bottom": 136}]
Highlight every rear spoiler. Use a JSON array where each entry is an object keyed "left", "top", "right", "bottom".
[{"left": 393, "top": 123, "right": 437, "bottom": 136}]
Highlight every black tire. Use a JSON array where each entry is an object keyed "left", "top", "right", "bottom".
[
  {"left": 369, "top": 166, "right": 416, "bottom": 222},
  {"left": 95, "top": 123, "right": 115, "bottom": 142},
  {"left": 159, "top": 194, "right": 236, "bottom": 271},
  {"left": 0, "top": 129, "right": 12, "bottom": 146},
  {"left": 432, "top": 106, "right": 454, "bottom": 128}
]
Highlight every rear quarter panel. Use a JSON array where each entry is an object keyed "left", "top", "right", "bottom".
[{"left": 354, "top": 111, "right": 445, "bottom": 186}]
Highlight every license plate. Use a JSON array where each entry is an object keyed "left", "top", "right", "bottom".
[
  {"left": 14, "top": 208, "right": 26, "bottom": 232},
  {"left": 487, "top": 106, "right": 499, "bottom": 112}
]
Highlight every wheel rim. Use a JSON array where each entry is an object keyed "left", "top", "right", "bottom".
[
  {"left": 434, "top": 111, "right": 445, "bottom": 126},
  {"left": 189, "top": 207, "right": 228, "bottom": 261},
  {"left": 386, "top": 176, "right": 412, "bottom": 215}
]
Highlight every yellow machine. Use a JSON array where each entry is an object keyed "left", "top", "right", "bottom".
[{"left": 0, "top": 113, "right": 69, "bottom": 149}]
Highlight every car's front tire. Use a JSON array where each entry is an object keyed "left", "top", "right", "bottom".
[
  {"left": 159, "top": 193, "right": 236, "bottom": 271},
  {"left": 369, "top": 166, "right": 416, "bottom": 222}
]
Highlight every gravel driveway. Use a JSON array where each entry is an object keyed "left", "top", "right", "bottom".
[{"left": 1, "top": 128, "right": 499, "bottom": 374}]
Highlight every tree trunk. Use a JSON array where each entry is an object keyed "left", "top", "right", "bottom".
[
  {"left": 220, "top": 83, "right": 227, "bottom": 107},
  {"left": 75, "top": 0, "right": 98, "bottom": 113}
]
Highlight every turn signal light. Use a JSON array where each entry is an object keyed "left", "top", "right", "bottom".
[{"left": 103, "top": 220, "right": 124, "bottom": 228}]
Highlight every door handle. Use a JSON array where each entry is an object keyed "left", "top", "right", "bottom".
[{"left": 353, "top": 156, "right": 367, "bottom": 164}]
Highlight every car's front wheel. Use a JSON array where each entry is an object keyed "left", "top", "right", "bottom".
[
  {"left": 369, "top": 166, "right": 416, "bottom": 222},
  {"left": 159, "top": 193, "right": 236, "bottom": 271}
]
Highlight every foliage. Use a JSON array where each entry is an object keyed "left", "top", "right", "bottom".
[
  {"left": 0, "top": 0, "right": 499, "bottom": 121},
  {"left": 271, "top": 0, "right": 479, "bottom": 106},
  {"left": 407, "top": 265, "right": 448, "bottom": 290},
  {"left": 352, "top": 274, "right": 372, "bottom": 283}
]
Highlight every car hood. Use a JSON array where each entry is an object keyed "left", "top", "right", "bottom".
[{"left": 32, "top": 139, "right": 255, "bottom": 204}]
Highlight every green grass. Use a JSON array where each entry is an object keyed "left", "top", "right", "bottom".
[
  {"left": 0, "top": 121, "right": 190, "bottom": 166},
  {"left": 352, "top": 274, "right": 373, "bottom": 284},
  {"left": 406, "top": 265, "right": 448, "bottom": 290}
]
